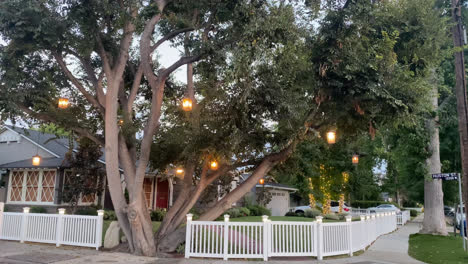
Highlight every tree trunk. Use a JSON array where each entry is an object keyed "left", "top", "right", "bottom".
[
  {"left": 452, "top": 0, "right": 468, "bottom": 226},
  {"left": 420, "top": 75, "right": 447, "bottom": 235}
]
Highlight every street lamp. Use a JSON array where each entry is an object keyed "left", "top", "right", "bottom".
[
  {"left": 32, "top": 155, "right": 41, "bottom": 166},
  {"left": 259, "top": 178, "right": 265, "bottom": 185},
  {"left": 182, "top": 98, "right": 193, "bottom": 111},
  {"left": 326, "top": 131, "right": 336, "bottom": 144},
  {"left": 352, "top": 154, "right": 359, "bottom": 164},
  {"left": 58, "top": 98, "right": 69, "bottom": 109}
]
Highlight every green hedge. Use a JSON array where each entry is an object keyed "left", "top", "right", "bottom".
[
  {"left": 30, "top": 206, "right": 47, "bottom": 214},
  {"left": 351, "top": 200, "right": 400, "bottom": 209},
  {"left": 410, "top": 209, "right": 418, "bottom": 217}
]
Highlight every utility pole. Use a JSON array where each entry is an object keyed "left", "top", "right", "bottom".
[{"left": 452, "top": 0, "right": 468, "bottom": 240}]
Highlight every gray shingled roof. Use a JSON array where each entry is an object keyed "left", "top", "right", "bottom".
[{"left": 0, "top": 126, "right": 105, "bottom": 169}]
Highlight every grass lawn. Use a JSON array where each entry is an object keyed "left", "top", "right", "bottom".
[{"left": 409, "top": 233, "right": 468, "bottom": 264}]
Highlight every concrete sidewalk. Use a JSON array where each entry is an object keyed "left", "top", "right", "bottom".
[{"left": 0, "top": 216, "right": 425, "bottom": 264}]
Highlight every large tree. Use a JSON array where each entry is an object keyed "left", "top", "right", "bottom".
[{"left": 0, "top": 0, "right": 449, "bottom": 254}]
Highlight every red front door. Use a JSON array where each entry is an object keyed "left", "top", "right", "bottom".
[{"left": 155, "top": 179, "right": 169, "bottom": 209}]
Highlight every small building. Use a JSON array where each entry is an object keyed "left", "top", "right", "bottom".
[
  {"left": 238, "top": 173, "right": 298, "bottom": 216},
  {"left": 254, "top": 182, "right": 298, "bottom": 216}
]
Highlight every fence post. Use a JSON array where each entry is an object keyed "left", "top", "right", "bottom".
[
  {"left": 56, "top": 208, "right": 65, "bottom": 247},
  {"left": 365, "top": 215, "right": 371, "bottom": 245},
  {"left": 223, "top": 214, "right": 230, "bottom": 260},
  {"left": 346, "top": 215, "right": 352, "bottom": 256},
  {"left": 20, "top": 207, "right": 30, "bottom": 243},
  {"left": 95, "top": 210, "right": 104, "bottom": 250},
  {"left": 262, "top": 215, "right": 269, "bottom": 261},
  {"left": 0, "top": 202, "right": 4, "bottom": 238},
  {"left": 360, "top": 215, "right": 365, "bottom": 250},
  {"left": 376, "top": 213, "right": 381, "bottom": 236},
  {"left": 184, "top": 214, "right": 193, "bottom": 259},
  {"left": 316, "top": 216, "right": 323, "bottom": 260}
]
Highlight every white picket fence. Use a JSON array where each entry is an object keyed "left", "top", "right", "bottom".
[
  {"left": 0, "top": 203, "right": 104, "bottom": 249},
  {"left": 397, "top": 210, "right": 411, "bottom": 225},
  {"left": 185, "top": 212, "right": 397, "bottom": 260}
]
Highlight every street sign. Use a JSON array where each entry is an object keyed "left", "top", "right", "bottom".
[{"left": 432, "top": 173, "right": 459, "bottom": 180}]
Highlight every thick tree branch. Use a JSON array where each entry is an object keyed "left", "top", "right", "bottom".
[
  {"left": 160, "top": 55, "right": 202, "bottom": 80},
  {"left": 127, "top": 65, "right": 143, "bottom": 114},
  {"left": 95, "top": 34, "right": 114, "bottom": 79},
  {"left": 113, "top": 8, "right": 137, "bottom": 78},
  {"left": 52, "top": 52, "right": 105, "bottom": 114},
  {"left": 150, "top": 27, "right": 195, "bottom": 54}
]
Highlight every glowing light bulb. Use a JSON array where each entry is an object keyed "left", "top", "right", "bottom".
[
  {"left": 182, "top": 98, "right": 193, "bottom": 111},
  {"left": 326, "top": 131, "right": 336, "bottom": 144},
  {"left": 32, "top": 155, "right": 41, "bottom": 166},
  {"left": 210, "top": 161, "right": 218, "bottom": 170},
  {"left": 58, "top": 98, "right": 69, "bottom": 109}
]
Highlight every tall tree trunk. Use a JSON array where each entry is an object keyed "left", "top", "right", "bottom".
[
  {"left": 421, "top": 76, "right": 447, "bottom": 235},
  {"left": 452, "top": 0, "right": 468, "bottom": 224}
]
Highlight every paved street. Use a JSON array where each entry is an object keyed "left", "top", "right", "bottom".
[{"left": 0, "top": 216, "right": 424, "bottom": 264}]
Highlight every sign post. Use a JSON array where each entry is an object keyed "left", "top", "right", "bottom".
[{"left": 432, "top": 173, "right": 465, "bottom": 251}]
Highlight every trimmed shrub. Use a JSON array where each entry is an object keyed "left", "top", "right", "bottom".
[
  {"left": 238, "top": 207, "right": 250, "bottom": 217},
  {"left": 103, "top": 210, "right": 117, "bottom": 221},
  {"left": 304, "top": 209, "right": 321, "bottom": 218},
  {"left": 150, "top": 208, "right": 166, "bottom": 221},
  {"left": 30, "top": 206, "right": 47, "bottom": 214},
  {"left": 285, "top": 211, "right": 297, "bottom": 217},
  {"left": 75, "top": 207, "right": 98, "bottom": 216},
  {"left": 226, "top": 208, "right": 241, "bottom": 218},
  {"left": 323, "top": 214, "right": 340, "bottom": 221},
  {"left": 247, "top": 205, "right": 271, "bottom": 216},
  {"left": 410, "top": 209, "right": 418, "bottom": 217}
]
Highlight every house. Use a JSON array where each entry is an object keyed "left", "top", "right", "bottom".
[
  {"left": 238, "top": 173, "right": 298, "bottom": 216},
  {"left": 0, "top": 125, "right": 175, "bottom": 212}
]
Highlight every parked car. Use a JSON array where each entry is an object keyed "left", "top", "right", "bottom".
[
  {"left": 368, "top": 204, "right": 401, "bottom": 213},
  {"left": 444, "top": 205, "right": 455, "bottom": 216},
  {"left": 292, "top": 201, "right": 350, "bottom": 214},
  {"left": 330, "top": 201, "right": 350, "bottom": 213}
]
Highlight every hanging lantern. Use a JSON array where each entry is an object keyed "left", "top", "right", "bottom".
[
  {"left": 32, "top": 155, "right": 41, "bottom": 166},
  {"left": 259, "top": 178, "right": 265, "bottom": 185},
  {"left": 326, "top": 131, "right": 336, "bottom": 144},
  {"left": 176, "top": 168, "right": 184, "bottom": 175},
  {"left": 58, "top": 98, "right": 69, "bottom": 109},
  {"left": 210, "top": 160, "right": 218, "bottom": 170},
  {"left": 118, "top": 119, "right": 124, "bottom": 126},
  {"left": 182, "top": 98, "right": 193, "bottom": 111},
  {"left": 352, "top": 154, "right": 359, "bottom": 164}
]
